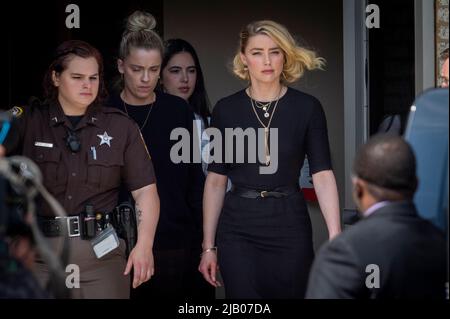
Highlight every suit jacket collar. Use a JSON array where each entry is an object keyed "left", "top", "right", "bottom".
[{"left": 365, "top": 200, "right": 417, "bottom": 219}]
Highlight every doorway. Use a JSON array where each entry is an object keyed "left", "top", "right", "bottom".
[
  {"left": 3, "top": 0, "right": 163, "bottom": 108},
  {"left": 368, "top": 0, "right": 416, "bottom": 136}
]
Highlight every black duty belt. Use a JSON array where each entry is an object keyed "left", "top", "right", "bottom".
[
  {"left": 37, "top": 213, "right": 111, "bottom": 238},
  {"left": 37, "top": 203, "right": 137, "bottom": 257},
  {"left": 230, "top": 185, "right": 299, "bottom": 199}
]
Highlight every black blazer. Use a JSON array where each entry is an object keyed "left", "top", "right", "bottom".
[{"left": 306, "top": 201, "right": 447, "bottom": 299}]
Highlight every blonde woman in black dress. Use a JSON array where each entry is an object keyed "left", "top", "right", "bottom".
[{"left": 199, "top": 20, "right": 341, "bottom": 298}]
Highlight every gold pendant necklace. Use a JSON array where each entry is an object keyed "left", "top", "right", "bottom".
[
  {"left": 264, "top": 127, "right": 270, "bottom": 165},
  {"left": 121, "top": 93, "right": 155, "bottom": 131},
  {"left": 249, "top": 86, "right": 283, "bottom": 166},
  {"left": 254, "top": 100, "right": 272, "bottom": 116}
]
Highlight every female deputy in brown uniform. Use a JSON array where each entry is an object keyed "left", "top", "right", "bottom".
[{"left": 3, "top": 40, "right": 160, "bottom": 298}]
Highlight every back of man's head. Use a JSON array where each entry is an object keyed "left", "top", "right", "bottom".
[{"left": 353, "top": 134, "right": 417, "bottom": 200}]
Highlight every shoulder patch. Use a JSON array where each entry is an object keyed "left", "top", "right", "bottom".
[{"left": 10, "top": 106, "right": 24, "bottom": 118}]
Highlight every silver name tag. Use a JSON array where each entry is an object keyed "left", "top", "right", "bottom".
[{"left": 35, "top": 142, "right": 54, "bottom": 148}]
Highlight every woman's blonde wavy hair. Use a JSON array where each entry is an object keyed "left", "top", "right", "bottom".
[{"left": 233, "top": 20, "right": 325, "bottom": 83}]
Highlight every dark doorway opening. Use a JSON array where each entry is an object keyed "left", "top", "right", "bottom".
[
  {"left": 368, "top": 0, "right": 416, "bottom": 136},
  {"left": 3, "top": 1, "right": 163, "bottom": 109}
]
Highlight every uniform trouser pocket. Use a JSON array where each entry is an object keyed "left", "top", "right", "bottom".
[{"left": 33, "top": 237, "right": 130, "bottom": 299}]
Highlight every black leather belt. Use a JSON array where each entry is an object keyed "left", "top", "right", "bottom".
[
  {"left": 230, "top": 185, "right": 299, "bottom": 199},
  {"left": 37, "top": 213, "right": 111, "bottom": 238}
]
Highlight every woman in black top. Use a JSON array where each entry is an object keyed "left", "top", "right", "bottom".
[
  {"left": 199, "top": 20, "right": 341, "bottom": 298},
  {"left": 159, "top": 38, "right": 215, "bottom": 299},
  {"left": 108, "top": 11, "right": 205, "bottom": 299},
  {"left": 160, "top": 38, "right": 211, "bottom": 176}
]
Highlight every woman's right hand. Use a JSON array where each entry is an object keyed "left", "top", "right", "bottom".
[{"left": 198, "top": 250, "right": 222, "bottom": 287}]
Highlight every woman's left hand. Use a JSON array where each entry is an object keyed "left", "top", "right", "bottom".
[{"left": 124, "top": 243, "right": 154, "bottom": 288}]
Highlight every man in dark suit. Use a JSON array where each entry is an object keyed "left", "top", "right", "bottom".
[{"left": 306, "top": 134, "right": 447, "bottom": 299}]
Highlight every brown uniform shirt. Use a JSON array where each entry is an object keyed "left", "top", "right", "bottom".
[{"left": 7, "top": 102, "right": 156, "bottom": 216}]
